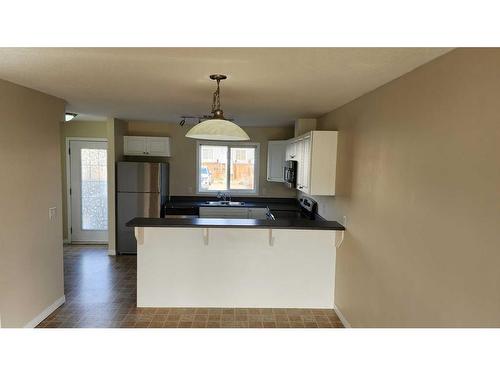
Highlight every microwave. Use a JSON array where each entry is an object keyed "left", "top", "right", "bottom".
[{"left": 284, "top": 160, "right": 297, "bottom": 188}]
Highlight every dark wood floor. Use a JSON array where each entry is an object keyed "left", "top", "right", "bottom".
[{"left": 37, "top": 245, "right": 343, "bottom": 328}]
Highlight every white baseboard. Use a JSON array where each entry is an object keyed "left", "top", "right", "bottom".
[
  {"left": 334, "top": 304, "right": 351, "bottom": 328},
  {"left": 24, "top": 295, "right": 65, "bottom": 328},
  {"left": 71, "top": 241, "right": 108, "bottom": 245}
]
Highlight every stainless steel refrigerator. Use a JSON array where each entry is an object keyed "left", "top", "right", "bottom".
[{"left": 116, "top": 162, "right": 169, "bottom": 254}]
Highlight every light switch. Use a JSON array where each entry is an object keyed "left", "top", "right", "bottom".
[{"left": 49, "top": 207, "right": 57, "bottom": 220}]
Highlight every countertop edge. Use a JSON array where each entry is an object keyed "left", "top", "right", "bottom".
[{"left": 126, "top": 217, "right": 346, "bottom": 231}]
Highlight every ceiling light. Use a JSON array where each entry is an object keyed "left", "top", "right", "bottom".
[
  {"left": 185, "top": 75, "right": 249, "bottom": 141},
  {"left": 65, "top": 112, "right": 77, "bottom": 122}
]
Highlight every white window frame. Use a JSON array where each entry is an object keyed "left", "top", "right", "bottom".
[{"left": 196, "top": 141, "right": 260, "bottom": 195}]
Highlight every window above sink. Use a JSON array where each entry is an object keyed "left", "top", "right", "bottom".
[{"left": 196, "top": 141, "right": 260, "bottom": 195}]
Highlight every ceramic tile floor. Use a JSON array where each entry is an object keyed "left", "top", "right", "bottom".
[{"left": 37, "top": 245, "right": 343, "bottom": 328}]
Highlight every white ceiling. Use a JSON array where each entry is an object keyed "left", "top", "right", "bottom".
[{"left": 0, "top": 48, "right": 451, "bottom": 127}]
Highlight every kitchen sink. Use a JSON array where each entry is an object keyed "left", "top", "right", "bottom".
[{"left": 205, "top": 201, "right": 245, "bottom": 206}]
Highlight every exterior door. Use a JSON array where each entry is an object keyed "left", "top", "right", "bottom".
[{"left": 69, "top": 140, "right": 108, "bottom": 242}]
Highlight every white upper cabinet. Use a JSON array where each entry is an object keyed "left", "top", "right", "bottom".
[
  {"left": 285, "top": 141, "right": 298, "bottom": 161},
  {"left": 297, "top": 135, "right": 311, "bottom": 192},
  {"left": 124, "top": 136, "right": 146, "bottom": 155},
  {"left": 146, "top": 137, "right": 170, "bottom": 156},
  {"left": 124, "top": 136, "right": 171, "bottom": 157},
  {"left": 289, "top": 131, "right": 338, "bottom": 196},
  {"left": 267, "top": 140, "right": 287, "bottom": 182}
]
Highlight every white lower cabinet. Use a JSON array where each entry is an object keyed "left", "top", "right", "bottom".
[
  {"left": 199, "top": 207, "right": 249, "bottom": 219},
  {"left": 247, "top": 207, "right": 268, "bottom": 219},
  {"left": 199, "top": 206, "right": 268, "bottom": 219}
]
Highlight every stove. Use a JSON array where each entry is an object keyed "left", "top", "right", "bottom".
[
  {"left": 271, "top": 197, "right": 319, "bottom": 220},
  {"left": 298, "top": 197, "right": 318, "bottom": 220}
]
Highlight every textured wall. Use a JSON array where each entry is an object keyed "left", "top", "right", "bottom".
[
  {"left": 310, "top": 48, "right": 500, "bottom": 327},
  {"left": 0, "top": 79, "right": 65, "bottom": 327}
]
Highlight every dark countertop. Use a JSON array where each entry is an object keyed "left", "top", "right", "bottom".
[
  {"left": 165, "top": 196, "right": 300, "bottom": 212},
  {"left": 127, "top": 217, "right": 345, "bottom": 231}
]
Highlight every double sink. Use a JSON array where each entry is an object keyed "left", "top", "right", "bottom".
[
  {"left": 164, "top": 199, "right": 286, "bottom": 220},
  {"left": 205, "top": 200, "right": 245, "bottom": 206},
  {"left": 203, "top": 201, "right": 274, "bottom": 220}
]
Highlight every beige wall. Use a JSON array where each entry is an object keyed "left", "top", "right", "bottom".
[
  {"left": 0, "top": 79, "right": 65, "bottom": 327},
  {"left": 127, "top": 121, "right": 296, "bottom": 197},
  {"left": 309, "top": 48, "right": 500, "bottom": 327},
  {"left": 60, "top": 120, "right": 107, "bottom": 240}
]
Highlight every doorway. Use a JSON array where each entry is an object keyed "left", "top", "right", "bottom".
[{"left": 68, "top": 139, "right": 108, "bottom": 243}]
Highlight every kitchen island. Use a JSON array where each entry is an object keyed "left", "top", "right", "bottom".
[{"left": 127, "top": 217, "right": 345, "bottom": 309}]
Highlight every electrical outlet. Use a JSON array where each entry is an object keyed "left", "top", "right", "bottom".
[{"left": 49, "top": 207, "right": 57, "bottom": 220}]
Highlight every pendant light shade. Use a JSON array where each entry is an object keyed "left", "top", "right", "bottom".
[
  {"left": 185, "top": 74, "right": 249, "bottom": 141},
  {"left": 186, "top": 119, "right": 250, "bottom": 140}
]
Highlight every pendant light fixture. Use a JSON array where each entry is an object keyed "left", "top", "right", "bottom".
[{"left": 185, "top": 74, "right": 250, "bottom": 141}]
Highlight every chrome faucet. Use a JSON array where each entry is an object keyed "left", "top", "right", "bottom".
[{"left": 216, "top": 191, "right": 231, "bottom": 202}]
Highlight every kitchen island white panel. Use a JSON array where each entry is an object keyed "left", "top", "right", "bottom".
[{"left": 136, "top": 227, "right": 337, "bottom": 308}]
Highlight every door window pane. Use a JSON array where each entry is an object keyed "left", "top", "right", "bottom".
[
  {"left": 199, "top": 145, "right": 228, "bottom": 191},
  {"left": 80, "top": 148, "right": 108, "bottom": 230},
  {"left": 230, "top": 147, "right": 255, "bottom": 190}
]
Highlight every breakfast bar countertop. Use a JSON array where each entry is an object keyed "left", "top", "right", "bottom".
[{"left": 127, "top": 217, "right": 345, "bottom": 231}]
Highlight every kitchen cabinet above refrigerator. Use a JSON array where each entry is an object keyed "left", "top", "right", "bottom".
[{"left": 124, "top": 136, "right": 171, "bottom": 157}]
